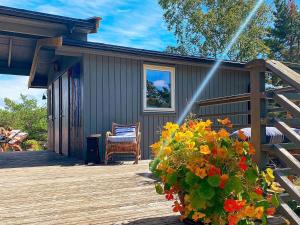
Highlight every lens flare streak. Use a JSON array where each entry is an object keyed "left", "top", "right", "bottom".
[{"left": 177, "top": 0, "right": 265, "bottom": 125}]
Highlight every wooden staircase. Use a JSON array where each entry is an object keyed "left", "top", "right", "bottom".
[{"left": 195, "top": 59, "right": 300, "bottom": 225}]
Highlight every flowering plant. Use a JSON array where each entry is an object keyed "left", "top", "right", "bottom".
[{"left": 150, "top": 119, "right": 281, "bottom": 225}]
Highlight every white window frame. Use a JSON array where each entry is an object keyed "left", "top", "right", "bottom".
[{"left": 143, "top": 64, "right": 175, "bottom": 112}]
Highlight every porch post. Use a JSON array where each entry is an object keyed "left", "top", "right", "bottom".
[{"left": 248, "top": 60, "right": 267, "bottom": 168}]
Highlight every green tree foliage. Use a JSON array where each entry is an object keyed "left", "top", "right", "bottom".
[
  {"left": 146, "top": 81, "right": 171, "bottom": 108},
  {"left": 159, "top": 0, "right": 271, "bottom": 61},
  {"left": 267, "top": 0, "right": 300, "bottom": 62},
  {"left": 0, "top": 94, "right": 47, "bottom": 141}
]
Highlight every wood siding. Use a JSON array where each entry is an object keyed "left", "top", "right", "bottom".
[{"left": 83, "top": 54, "right": 250, "bottom": 160}]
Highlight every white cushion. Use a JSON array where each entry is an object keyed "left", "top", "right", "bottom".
[
  {"left": 115, "top": 126, "right": 136, "bottom": 137},
  {"left": 107, "top": 135, "right": 136, "bottom": 143}
]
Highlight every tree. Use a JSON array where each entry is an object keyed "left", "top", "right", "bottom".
[
  {"left": 160, "top": 0, "right": 271, "bottom": 62},
  {"left": 266, "top": 0, "right": 300, "bottom": 63},
  {"left": 0, "top": 94, "right": 47, "bottom": 141}
]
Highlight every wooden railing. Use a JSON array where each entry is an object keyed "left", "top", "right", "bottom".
[{"left": 196, "top": 59, "right": 300, "bottom": 225}]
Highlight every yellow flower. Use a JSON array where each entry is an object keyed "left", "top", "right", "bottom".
[
  {"left": 270, "top": 183, "right": 284, "bottom": 193},
  {"left": 185, "top": 130, "right": 194, "bottom": 138},
  {"left": 175, "top": 132, "right": 184, "bottom": 142},
  {"left": 205, "top": 120, "right": 212, "bottom": 127},
  {"left": 195, "top": 168, "right": 207, "bottom": 179},
  {"left": 218, "top": 128, "right": 229, "bottom": 138},
  {"left": 200, "top": 145, "right": 211, "bottom": 155},
  {"left": 192, "top": 212, "right": 206, "bottom": 221},
  {"left": 164, "top": 146, "right": 172, "bottom": 155},
  {"left": 187, "top": 141, "right": 196, "bottom": 150},
  {"left": 266, "top": 168, "right": 275, "bottom": 180},
  {"left": 255, "top": 206, "right": 264, "bottom": 219}
]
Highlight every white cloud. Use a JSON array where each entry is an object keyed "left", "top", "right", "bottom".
[
  {"left": 0, "top": 75, "right": 45, "bottom": 108},
  {"left": 153, "top": 80, "right": 168, "bottom": 89}
]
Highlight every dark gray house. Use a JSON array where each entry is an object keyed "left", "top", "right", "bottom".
[{"left": 0, "top": 5, "right": 252, "bottom": 161}]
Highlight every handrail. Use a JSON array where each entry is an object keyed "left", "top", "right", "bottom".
[
  {"left": 273, "top": 94, "right": 300, "bottom": 119},
  {"left": 266, "top": 60, "right": 300, "bottom": 91},
  {"left": 196, "top": 93, "right": 250, "bottom": 106}
]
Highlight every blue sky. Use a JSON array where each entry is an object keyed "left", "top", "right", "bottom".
[
  {"left": 0, "top": 0, "right": 176, "bottom": 107},
  {"left": 0, "top": 0, "right": 299, "bottom": 108}
]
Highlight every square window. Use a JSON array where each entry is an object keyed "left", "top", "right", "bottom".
[{"left": 143, "top": 64, "right": 175, "bottom": 112}]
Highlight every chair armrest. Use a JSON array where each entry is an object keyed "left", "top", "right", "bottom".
[{"left": 106, "top": 131, "right": 112, "bottom": 144}]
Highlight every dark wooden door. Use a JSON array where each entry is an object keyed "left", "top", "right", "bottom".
[
  {"left": 47, "top": 85, "right": 54, "bottom": 151},
  {"left": 53, "top": 78, "right": 61, "bottom": 154},
  {"left": 61, "top": 73, "right": 69, "bottom": 156}
]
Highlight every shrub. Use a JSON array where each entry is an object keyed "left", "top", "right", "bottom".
[
  {"left": 150, "top": 119, "right": 282, "bottom": 225},
  {"left": 23, "top": 139, "right": 42, "bottom": 151}
]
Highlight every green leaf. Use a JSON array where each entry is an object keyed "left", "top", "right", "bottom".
[
  {"left": 271, "top": 194, "right": 280, "bottom": 208},
  {"left": 224, "top": 177, "right": 243, "bottom": 195},
  {"left": 207, "top": 175, "right": 221, "bottom": 187},
  {"left": 191, "top": 192, "right": 206, "bottom": 209},
  {"left": 185, "top": 171, "right": 201, "bottom": 186},
  {"left": 166, "top": 173, "right": 177, "bottom": 185},
  {"left": 149, "top": 158, "right": 160, "bottom": 172},
  {"left": 256, "top": 200, "right": 270, "bottom": 209},
  {"left": 245, "top": 168, "right": 258, "bottom": 185},
  {"left": 198, "top": 182, "right": 216, "bottom": 200},
  {"left": 155, "top": 183, "right": 164, "bottom": 195},
  {"left": 262, "top": 215, "right": 267, "bottom": 225}
]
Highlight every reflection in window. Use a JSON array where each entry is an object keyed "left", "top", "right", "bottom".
[{"left": 143, "top": 65, "right": 175, "bottom": 112}]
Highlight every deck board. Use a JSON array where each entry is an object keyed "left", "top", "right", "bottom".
[
  {"left": 0, "top": 151, "right": 178, "bottom": 225},
  {"left": 0, "top": 151, "right": 288, "bottom": 225}
]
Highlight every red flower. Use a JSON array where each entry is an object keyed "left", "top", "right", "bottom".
[
  {"left": 224, "top": 199, "right": 245, "bottom": 213},
  {"left": 172, "top": 201, "right": 184, "bottom": 212},
  {"left": 208, "top": 165, "right": 221, "bottom": 176},
  {"left": 238, "top": 156, "right": 248, "bottom": 171},
  {"left": 266, "top": 207, "right": 276, "bottom": 215},
  {"left": 165, "top": 193, "right": 174, "bottom": 200},
  {"left": 255, "top": 187, "right": 263, "bottom": 196},
  {"left": 228, "top": 214, "right": 239, "bottom": 225}
]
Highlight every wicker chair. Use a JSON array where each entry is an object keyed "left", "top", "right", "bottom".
[{"left": 105, "top": 122, "right": 141, "bottom": 164}]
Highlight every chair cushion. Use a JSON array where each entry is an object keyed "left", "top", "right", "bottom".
[
  {"left": 107, "top": 135, "right": 136, "bottom": 143},
  {"left": 115, "top": 126, "right": 136, "bottom": 137},
  {"left": 231, "top": 127, "right": 300, "bottom": 144},
  {"left": 8, "top": 132, "right": 28, "bottom": 145}
]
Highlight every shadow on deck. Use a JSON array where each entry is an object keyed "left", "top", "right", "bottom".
[{"left": 0, "top": 150, "right": 82, "bottom": 169}]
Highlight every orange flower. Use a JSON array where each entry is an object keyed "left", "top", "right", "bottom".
[
  {"left": 172, "top": 201, "right": 184, "bottom": 213},
  {"left": 187, "top": 141, "right": 196, "bottom": 150},
  {"left": 164, "top": 146, "right": 172, "bottom": 155},
  {"left": 217, "top": 147, "right": 228, "bottom": 159},
  {"left": 192, "top": 212, "right": 206, "bottom": 221},
  {"left": 244, "top": 205, "right": 256, "bottom": 217},
  {"left": 249, "top": 143, "right": 256, "bottom": 155},
  {"left": 206, "top": 131, "right": 216, "bottom": 143},
  {"left": 228, "top": 214, "right": 239, "bottom": 225},
  {"left": 218, "top": 118, "right": 233, "bottom": 128},
  {"left": 234, "top": 140, "right": 244, "bottom": 155},
  {"left": 218, "top": 128, "right": 229, "bottom": 138},
  {"left": 162, "top": 130, "right": 169, "bottom": 139},
  {"left": 237, "top": 130, "right": 247, "bottom": 141},
  {"left": 166, "top": 167, "right": 175, "bottom": 174},
  {"left": 255, "top": 206, "right": 264, "bottom": 219},
  {"left": 220, "top": 174, "right": 229, "bottom": 189},
  {"left": 200, "top": 145, "right": 211, "bottom": 155},
  {"left": 195, "top": 168, "right": 207, "bottom": 179},
  {"left": 224, "top": 199, "right": 245, "bottom": 213}
]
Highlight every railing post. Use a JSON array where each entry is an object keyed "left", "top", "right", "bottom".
[{"left": 248, "top": 60, "right": 267, "bottom": 168}]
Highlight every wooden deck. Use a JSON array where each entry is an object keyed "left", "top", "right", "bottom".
[{"left": 0, "top": 151, "right": 178, "bottom": 225}]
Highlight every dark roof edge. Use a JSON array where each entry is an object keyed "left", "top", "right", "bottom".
[
  {"left": 63, "top": 39, "right": 246, "bottom": 68},
  {"left": 0, "top": 5, "right": 100, "bottom": 33}
]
